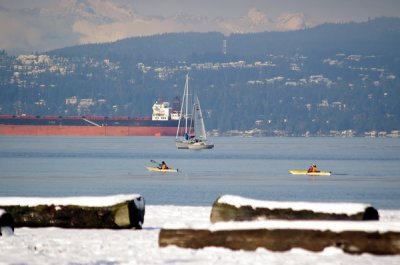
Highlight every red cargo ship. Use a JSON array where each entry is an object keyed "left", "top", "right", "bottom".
[{"left": 0, "top": 101, "right": 180, "bottom": 136}]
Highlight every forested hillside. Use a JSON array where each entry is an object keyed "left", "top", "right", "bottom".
[{"left": 1, "top": 17, "right": 399, "bottom": 136}]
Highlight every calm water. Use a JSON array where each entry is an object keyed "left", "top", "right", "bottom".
[{"left": 0, "top": 136, "right": 399, "bottom": 209}]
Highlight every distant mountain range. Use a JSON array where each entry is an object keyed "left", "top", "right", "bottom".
[
  {"left": 1, "top": 17, "right": 400, "bottom": 136},
  {"left": 49, "top": 17, "right": 400, "bottom": 60},
  {"left": 0, "top": 0, "right": 314, "bottom": 54}
]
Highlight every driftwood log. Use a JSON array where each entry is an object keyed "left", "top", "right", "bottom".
[
  {"left": 210, "top": 195, "right": 379, "bottom": 222},
  {"left": 159, "top": 195, "right": 394, "bottom": 255},
  {"left": 0, "top": 194, "right": 145, "bottom": 229},
  {"left": 159, "top": 225, "right": 400, "bottom": 255},
  {"left": 0, "top": 209, "right": 14, "bottom": 236}
]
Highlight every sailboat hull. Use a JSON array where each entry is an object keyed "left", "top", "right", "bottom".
[
  {"left": 188, "top": 142, "right": 214, "bottom": 150},
  {"left": 176, "top": 141, "right": 190, "bottom": 149},
  {"left": 175, "top": 140, "right": 214, "bottom": 149}
]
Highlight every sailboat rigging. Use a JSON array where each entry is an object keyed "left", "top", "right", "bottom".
[{"left": 175, "top": 74, "right": 214, "bottom": 150}]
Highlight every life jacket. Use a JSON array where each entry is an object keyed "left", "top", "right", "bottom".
[
  {"left": 162, "top": 164, "right": 168, "bottom": 170},
  {"left": 308, "top": 166, "right": 316, "bottom": 172}
]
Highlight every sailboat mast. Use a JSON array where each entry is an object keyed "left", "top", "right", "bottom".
[
  {"left": 176, "top": 74, "right": 190, "bottom": 138},
  {"left": 184, "top": 74, "right": 189, "bottom": 134}
]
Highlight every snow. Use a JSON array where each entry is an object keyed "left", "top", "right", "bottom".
[
  {"left": 0, "top": 194, "right": 141, "bottom": 207},
  {"left": 1, "top": 205, "right": 400, "bottom": 264},
  {"left": 165, "top": 219, "right": 400, "bottom": 233},
  {"left": 217, "top": 194, "right": 371, "bottom": 215}
]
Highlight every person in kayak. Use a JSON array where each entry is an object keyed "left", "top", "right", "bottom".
[
  {"left": 308, "top": 164, "right": 317, "bottom": 173},
  {"left": 159, "top": 161, "right": 169, "bottom": 170}
]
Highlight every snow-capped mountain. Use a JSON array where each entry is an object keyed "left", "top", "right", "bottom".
[{"left": 0, "top": 0, "right": 312, "bottom": 54}]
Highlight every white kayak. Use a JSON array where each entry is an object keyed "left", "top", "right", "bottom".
[
  {"left": 146, "top": 166, "right": 178, "bottom": 173},
  {"left": 289, "top": 170, "right": 332, "bottom": 176}
]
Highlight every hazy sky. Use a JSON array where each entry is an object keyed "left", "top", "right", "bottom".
[
  {"left": 1, "top": 0, "right": 399, "bottom": 54},
  {"left": 134, "top": 0, "right": 399, "bottom": 20}
]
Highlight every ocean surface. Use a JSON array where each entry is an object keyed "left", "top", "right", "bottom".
[{"left": 0, "top": 136, "right": 399, "bottom": 209}]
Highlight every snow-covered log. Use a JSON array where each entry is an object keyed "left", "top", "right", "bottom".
[
  {"left": 210, "top": 195, "right": 379, "bottom": 222},
  {"left": 159, "top": 220, "right": 400, "bottom": 255},
  {"left": 0, "top": 194, "right": 145, "bottom": 229},
  {"left": 0, "top": 209, "right": 14, "bottom": 236}
]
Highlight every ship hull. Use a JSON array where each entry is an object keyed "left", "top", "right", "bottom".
[
  {"left": 0, "top": 124, "right": 177, "bottom": 136},
  {"left": 0, "top": 99, "right": 180, "bottom": 137},
  {"left": 0, "top": 115, "right": 179, "bottom": 136}
]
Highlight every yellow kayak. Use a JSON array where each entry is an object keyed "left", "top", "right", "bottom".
[
  {"left": 289, "top": 170, "right": 331, "bottom": 176},
  {"left": 146, "top": 166, "right": 178, "bottom": 173}
]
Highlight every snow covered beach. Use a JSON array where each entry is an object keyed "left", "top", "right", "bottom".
[
  {"left": 1, "top": 205, "right": 400, "bottom": 265},
  {"left": 1, "top": 137, "right": 400, "bottom": 264}
]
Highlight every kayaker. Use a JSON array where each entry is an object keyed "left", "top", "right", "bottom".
[
  {"left": 308, "top": 164, "right": 317, "bottom": 173},
  {"left": 159, "top": 161, "right": 169, "bottom": 170}
]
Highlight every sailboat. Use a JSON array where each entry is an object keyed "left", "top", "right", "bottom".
[{"left": 175, "top": 74, "right": 214, "bottom": 150}]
